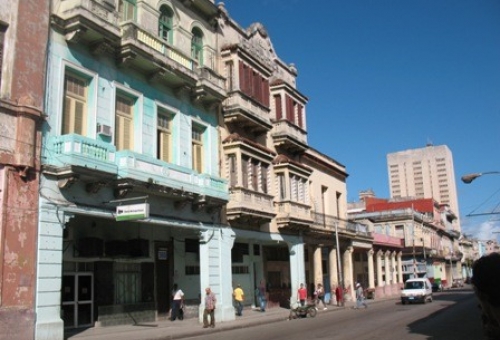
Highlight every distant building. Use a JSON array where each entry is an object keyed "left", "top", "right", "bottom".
[{"left": 387, "top": 144, "right": 461, "bottom": 231}]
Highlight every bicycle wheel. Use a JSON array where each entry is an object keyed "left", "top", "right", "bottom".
[{"left": 308, "top": 307, "right": 317, "bottom": 318}]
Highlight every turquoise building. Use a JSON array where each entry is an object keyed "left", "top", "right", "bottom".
[{"left": 36, "top": 1, "right": 232, "bottom": 339}]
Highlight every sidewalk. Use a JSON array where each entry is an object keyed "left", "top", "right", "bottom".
[{"left": 65, "top": 303, "right": 352, "bottom": 340}]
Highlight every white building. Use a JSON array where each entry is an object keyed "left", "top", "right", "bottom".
[{"left": 387, "top": 144, "right": 461, "bottom": 231}]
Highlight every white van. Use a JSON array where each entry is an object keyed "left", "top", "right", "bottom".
[{"left": 401, "top": 278, "right": 433, "bottom": 304}]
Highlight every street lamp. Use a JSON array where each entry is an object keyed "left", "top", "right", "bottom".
[{"left": 461, "top": 171, "right": 500, "bottom": 184}]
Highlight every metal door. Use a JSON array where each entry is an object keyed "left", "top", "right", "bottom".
[{"left": 62, "top": 273, "right": 94, "bottom": 328}]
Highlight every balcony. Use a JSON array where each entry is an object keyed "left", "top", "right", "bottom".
[
  {"left": 43, "top": 134, "right": 228, "bottom": 208},
  {"left": 223, "top": 94, "right": 272, "bottom": 135},
  {"left": 275, "top": 200, "right": 312, "bottom": 231},
  {"left": 271, "top": 120, "right": 308, "bottom": 153},
  {"left": 51, "top": 0, "right": 226, "bottom": 105},
  {"left": 227, "top": 187, "right": 275, "bottom": 227},
  {"left": 50, "top": 0, "right": 121, "bottom": 50},
  {"left": 373, "top": 233, "right": 404, "bottom": 248}
]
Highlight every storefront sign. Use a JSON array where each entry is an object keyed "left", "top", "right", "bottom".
[{"left": 116, "top": 203, "right": 150, "bottom": 221}]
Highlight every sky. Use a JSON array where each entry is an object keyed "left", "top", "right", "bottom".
[{"left": 223, "top": 0, "right": 500, "bottom": 240}]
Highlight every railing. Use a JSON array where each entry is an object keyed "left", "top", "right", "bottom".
[
  {"left": 115, "top": 151, "right": 228, "bottom": 200},
  {"left": 373, "top": 233, "right": 404, "bottom": 247},
  {"left": 57, "top": 0, "right": 120, "bottom": 26},
  {"left": 47, "top": 134, "right": 117, "bottom": 171},
  {"left": 197, "top": 67, "right": 226, "bottom": 92},
  {"left": 271, "top": 120, "right": 307, "bottom": 145},
  {"left": 227, "top": 187, "right": 274, "bottom": 213},
  {"left": 275, "top": 201, "right": 311, "bottom": 221},
  {"left": 121, "top": 22, "right": 194, "bottom": 71},
  {"left": 223, "top": 95, "right": 271, "bottom": 124},
  {"left": 311, "top": 212, "right": 371, "bottom": 237},
  {"left": 45, "top": 134, "right": 228, "bottom": 200}
]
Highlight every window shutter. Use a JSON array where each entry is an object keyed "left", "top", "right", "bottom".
[
  {"left": 251, "top": 160, "right": 258, "bottom": 191},
  {"left": 229, "top": 155, "right": 237, "bottom": 187},
  {"left": 159, "top": 132, "right": 170, "bottom": 161},
  {"left": 193, "top": 144, "right": 202, "bottom": 173},
  {"left": 74, "top": 101, "right": 85, "bottom": 135},
  {"left": 62, "top": 97, "right": 72, "bottom": 134},
  {"left": 274, "top": 94, "right": 282, "bottom": 120},
  {"left": 241, "top": 156, "right": 248, "bottom": 188},
  {"left": 261, "top": 164, "right": 268, "bottom": 193}
]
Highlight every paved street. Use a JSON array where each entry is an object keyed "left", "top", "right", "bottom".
[{"left": 67, "top": 287, "right": 485, "bottom": 340}]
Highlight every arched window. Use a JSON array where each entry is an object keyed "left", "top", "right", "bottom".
[
  {"left": 191, "top": 27, "right": 203, "bottom": 65},
  {"left": 158, "top": 5, "right": 173, "bottom": 43}
]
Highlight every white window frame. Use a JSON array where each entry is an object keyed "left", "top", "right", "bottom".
[
  {"left": 112, "top": 82, "right": 143, "bottom": 152},
  {"left": 59, "top": 62, "right": 98, "bottom": 137}
]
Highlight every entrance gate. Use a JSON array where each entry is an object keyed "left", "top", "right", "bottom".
[{"left": 62, "top": 273, "right": 94, "bottom": 328}]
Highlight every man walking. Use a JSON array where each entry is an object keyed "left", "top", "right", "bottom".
[
  {"left": 203, "top": 287, "right": 217, "bottom": 328},
  {"left": 233, "top": 284, "right": 245, "bottom": 316},
  {"left": 170, "top": 283, "right": 184, "bottom": 321},
  {"left": 354, "top": 282, "right": 368, "bottom": 309}
]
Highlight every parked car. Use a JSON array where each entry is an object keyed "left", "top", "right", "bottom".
[
  {"left": 401, "top": 278, "right": 433, "bottom": 304},
  {"left": 432, "top": 282, "right": 443, "bottom": 292},
  {"left": 451, "top": 279, "right": 464, "bottom": 288}
]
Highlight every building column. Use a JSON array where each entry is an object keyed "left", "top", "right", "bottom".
[
  {"left": 199, "top": 227, "right": 235, "bottom": 323},
  {"left": 391, "top": 251, "right": 397, "bottom": 284},
  {"left": 36, "top": 203, "right": 65, "bottom": 340},
  {"left": 288, "top": 239, "right": 306, "bottom": 305},
  {"left": 384, "top": 251, "right": 391, "bottom": 286},
  {"left": 313, "top": 245, "right": 323, "bottom": 286},
  {"left": 376, "top": 250, "right": 383, "bottom": 287},
  {"left": 343, "top": 246, "right": 354, "bottom": 299},
  {"left": 397, "top": 251, "right": 403, "bottom": 284},
  {"left": 367, "top": 249, "right": 375, "bottom": 289},
  {"left": 329, "top": 247, "right": 338, "bottom": 288}
]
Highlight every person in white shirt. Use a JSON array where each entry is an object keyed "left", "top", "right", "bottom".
[{"left": 170, "top": 283, "right": 184, "bottom": 321}]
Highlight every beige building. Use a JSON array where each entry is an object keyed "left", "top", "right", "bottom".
[{"left": 387, "top": 144, "right": 461, "bottom": 231}]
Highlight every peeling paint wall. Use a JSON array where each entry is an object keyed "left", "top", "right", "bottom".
[{"left": 0, "top": 0, "right": 49, "bottom": 339}]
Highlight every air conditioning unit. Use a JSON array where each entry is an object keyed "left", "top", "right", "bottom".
[{"left": 97, "top": 124, "right": 112, "bottom": 137}]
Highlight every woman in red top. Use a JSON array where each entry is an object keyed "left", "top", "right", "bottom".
[{"left": 297, "top": 283, "right": 307, "bottom": 306}]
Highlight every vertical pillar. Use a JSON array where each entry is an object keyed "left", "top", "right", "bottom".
[
  {"left": 343, "top": 247, "right": 354, "bottom": 299},
  {"left": 384, "top": 251, "right": 391, "bottom": 286},
  {"left": 397, "top": 252, "right": 403, "bottom": 284},
  {"left": 313, "top": 245, "right": 323, "bottom": 286},
  {"left": 376, "top": 250, "right": 383, "bottom": 287},
  {"left": 199, "top": 227, "right": 235, "bottom": 323},
  {"left": 367, "top": 249, "right": 375, "bottom": 289},
  {"left": 289, "top": 240, "right": 305, "bottom": 305},
  {"left": 329, "top": 247, "right": 338, "bottom": 287},
  {"left": 391, "top": 252, "right": 397, "bottom": 284}
]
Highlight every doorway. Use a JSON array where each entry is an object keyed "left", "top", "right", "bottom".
[{"left": 61, "top": 273, "right": 94, "bottom": 328}]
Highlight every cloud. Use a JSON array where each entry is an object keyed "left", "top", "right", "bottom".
[{"left": 462, "top": 218, "right": 500, "bottom": 240}]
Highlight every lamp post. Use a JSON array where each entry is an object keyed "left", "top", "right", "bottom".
[{"left": 461, "top": 171, "right": 500, "bottom": 184}]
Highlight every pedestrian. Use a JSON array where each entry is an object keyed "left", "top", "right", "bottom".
[
  {"left": 233, "top": 284, "right": 245, "bottom": 316},
  {"left": 335, "top": 285, "right": 343, "bottom": 307},
  {"left": 257, "top": 280, "right": 267, "bottom": 312},
  {"left": 314, "top": 283, "right": 327, "bottom": 310},
  {"left": 354, "top": 282, "right": 368, "bottom": 309},
  {"left": 297, "top": 283, "right": 307, "bottom": 307},
  {"left": 471, "top": 253, "right": 500, "bottom": 339},
  {"left": 170, "top": 283, "right": 184, "bottom": 321},
  {"left": 203, "top": 287, "right": 216, "bottom": 328}
]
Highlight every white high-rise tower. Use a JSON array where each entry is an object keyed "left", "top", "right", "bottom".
[{"left": 387, "top": 144, "right": 461, "bottom": 231}]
